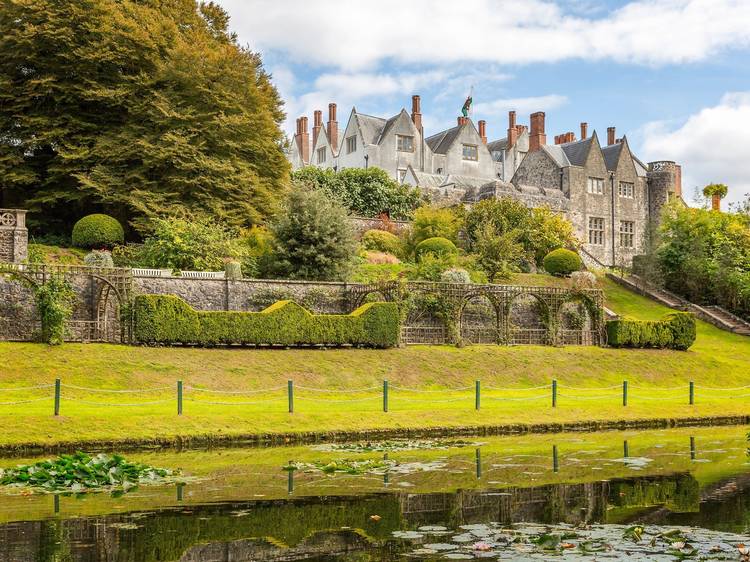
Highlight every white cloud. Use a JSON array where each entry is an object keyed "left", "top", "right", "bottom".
[
  {"left": 641, "top": 92, "right": 750, "bottom": 205},
  {"left": 474, "top": 94, "right": 568, "bottom": 117},
  {"left": 219, "top": 0, "right": 750, "bottom": 69}
]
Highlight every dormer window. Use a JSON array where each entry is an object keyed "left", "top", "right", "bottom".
[
  {"left": 397, "top": 135, "right": 414, "bottom": 152},
  {"left": 462, "top": 144, "right": 478, "bottom": 161},
  {"left": 317, "top": 147, "right": 326, "bottom": 163}
]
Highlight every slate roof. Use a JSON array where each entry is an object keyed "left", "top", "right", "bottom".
[
  {"left": 542, "top": 145, "right": 571, "bottom": 168},
  {"left": 601, "top": 143, "right": 623, "bottom": 172},
  {"left": 375, "top": 112, "right": 402, "bottom": 144},
  {"left": 410, "top": 171, "right": 445, "bottom": 188},
  {"left": 633, "top": 155, "right": 649, "bottom": 177},
  {"left": 443, "top": 174, "right": 494, "bottom": 189},
  {"left": 560, "top": 136, "right": 593, "bottom": 167},
  {"left": 487, "top": 138, "right": 508, "bottom": 153},
  {"left": 425, "top": 125, "right": 462, "bottom": 154},
  {"left": 354, "top": 112, "right": 387, "bottom": 144}
]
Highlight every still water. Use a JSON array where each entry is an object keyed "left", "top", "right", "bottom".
[{"left": 0, "top": 426, "right": 748, "bottom": 561}]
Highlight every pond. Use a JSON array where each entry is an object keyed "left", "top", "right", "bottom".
[{"left": 0, "top": 426, "right": 748, "bottom": 561}]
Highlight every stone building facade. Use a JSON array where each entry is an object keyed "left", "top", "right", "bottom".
[
  {"left": 286, "top": 96, "right": 684, "bottom": 266},
  {"left": 0, "top": 209, "right": 28, "bottom": 263}
]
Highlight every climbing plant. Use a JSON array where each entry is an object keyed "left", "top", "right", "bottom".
[{"left": 33, "top": 276, "right": 75, "bottom": 345}]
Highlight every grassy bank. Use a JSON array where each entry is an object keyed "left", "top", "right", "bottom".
[{"left": 0, "top": 278, "right": 748, "bottom": 449}]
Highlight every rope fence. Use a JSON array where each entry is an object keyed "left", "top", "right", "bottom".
[{"left": 0, "top": 378, "right": 746, "bottom": 415}]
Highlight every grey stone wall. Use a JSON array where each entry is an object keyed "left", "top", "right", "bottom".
[
  {"left": 0, "top": 209, "right": 28, "bottom": 264},
  {"left": 348, "top": 216, "right": 411, "bottom": 236}
]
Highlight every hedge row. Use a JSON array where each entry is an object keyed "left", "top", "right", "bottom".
[
  {"left": 133, "top": 295, "right": 400, "bottom": 348},
  {"left": 606, "top": 312, "right": 696, "bottom": 350}
]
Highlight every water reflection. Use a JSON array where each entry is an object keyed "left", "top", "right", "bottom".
[{"left": 0, "top": 426, "right": 747, "bottom": 561}]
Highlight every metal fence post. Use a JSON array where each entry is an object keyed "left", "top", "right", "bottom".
[
  {"left": 475, "top": 380, "right": 480, "bottom": 411},
  {"left": 552, "top": 379, "right": 557, "bottom": 408},
  {"left": 177, "top": 380, "right": 183, "bottom": 416},
  {"left": 54, "top": 379, "right": 61, "bottom": 416},
  {"left": 689, "top": 381, "right": 694, "bottom": 405},
  {"left": 288, "top": 380, "right": 294, "bottom": 414},
  {"left": 690, "top": 436, "right": 696, "bottom": 460},
  {"left": 622, "top": 380, "right": 628, "bottom": 407},
  {"left": 552, "top": 445, "right": 559, "bottom": 473},
  {"left": 623, "top": 440, "right": 629, "bottom": 458},
  {"left": 383, "top": 380, "right": 389, "bottom": 413}
]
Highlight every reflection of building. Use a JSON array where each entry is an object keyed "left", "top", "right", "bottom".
[{"left": 286, "top": 96, "right": 685, "bottom": 266}]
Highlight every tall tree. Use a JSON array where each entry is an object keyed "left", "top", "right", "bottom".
[{"left": 0, "top": 0, "right": 289, "bottom": 233}]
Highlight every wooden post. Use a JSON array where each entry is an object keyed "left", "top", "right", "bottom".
[
  {"left": 623, "top": 440, "right": 629, "bottom": 458},
  {"left": 552, "top": 379, "right": 557, "bottom": 408},
  {"left": 288, "top": 380, "right": 294, "bottom": 414},
  {"left": 475, "top": 380, "right": 480, "bottom": 410},
  {"left": 54, "top": 379, "right": 61, "bottom": 416},
  {"left": 622, "top": 380, "right": 628, "bottom": 407},
  {"left": 552, "top": 445, "right": 559, "bottom": 473},
  {"left": 383, "top": 380, "right": 389, "bottom": 413},
  {"left": 475, "top": 448, "right": 482, "bottom": 479},
  {"left": 690, "top": 436, "right": 696, "bottom": 460},
  {"left": 689, "top": 381, "right": 694, "bottom": 405},
  {"left": 177, "top": 380, "right": 183, "bottom": 416}
]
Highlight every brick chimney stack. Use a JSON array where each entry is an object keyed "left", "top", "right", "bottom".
[
  {"left": 607, "top": 126, "right": 616, "bottom": 146},
  {"left": 457, "top": 116, "right": 469, "bottom": 126},
  {"left": 478, "top": 120, "right": 487, "bottom": 144},
  {"left": 312, "top": 110, "right": 323, "bottom": 148},
  {"left": 411, "top": 95, "right": 422, "bottom": 131},
  {"left": 507, "top": 111, "right": 518, "bottom": 149},
  {"left": 529, "top": 111, "right": 546, "bottom": 152},
  {"left": 580, "top": 122, "right": 588, "bottom": 139},
  {"left": 296, "top": 116, "right": 310, "bottom": 164},
  {"left": 327, "top": 103, "right": 338, "bottom": 153}
]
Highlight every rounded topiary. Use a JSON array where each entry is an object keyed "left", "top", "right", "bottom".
[
  {"left": 440, "top": 267, "right": 471, "bottom": 284},
  {"left": 84, "top": 250, "right": 114, "bottom": 268},
  {"left": 361, "top": 229, "right": 403, "bottom": 257},
  {"left": 543, "top": 248, "right": 582, "bottom": 276},
  {"left": 415, "top": 237, "right": 458, "bottom": 262},
  {"left": 72, "top": 214, "right": 124, "bottom": 249},
  {"left": 225, "top": 260, "right": 242, "bottom": 280}
]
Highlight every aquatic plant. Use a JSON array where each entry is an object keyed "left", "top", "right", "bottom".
[{"left": 312, "top": 439, "right": 479, "bottom": 453}]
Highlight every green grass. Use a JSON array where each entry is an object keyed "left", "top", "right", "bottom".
[{"left": 0, "top": 277, "right": 748, "bottom": 448}]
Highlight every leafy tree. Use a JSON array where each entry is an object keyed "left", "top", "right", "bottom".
[
  {"left": 270, "top": 189, "right": 357, "bottom": 281},
  {"left": 473, "top": 224, "right": 524, "bottom": 282},
  {"left": 410, "top": 206, "right": 461, "bottom": 246},
  {"left": 0, "top": 0, "right": 288, "bottom": 233},
  {"left": 292, "top": 166, "right": 422, "bottom": 220}
]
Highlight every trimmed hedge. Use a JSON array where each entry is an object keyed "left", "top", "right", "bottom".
[
  {"left": 72, "top": 214, "right": 124, "bottom": 249},
  {"left": 543, "top": 248, "right": 581, "bottom": 276},
  {"left": 606, "top": 312, "right": 696, "bottom": 350},
  {"left": 361, "top": 229, "right": 403, "bottom": 257},
  {"left": 415, "top": 237, "right": 458, "bottom": 262},
  {"left": 133, "top": 295, "right": 400, "bottom": 348}
]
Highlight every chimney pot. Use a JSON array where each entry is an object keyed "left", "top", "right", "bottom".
[
  {"left": 312, "top": 110, "right": 323, "bottom": 147},
  {"left": 296, "top": 116, "right": 310, "bottom": 165},
  {"left": 411, "top": 94, "right": 422, "bottom": 131},
  {"left": 529, "top": 111, "right": 546, "bottom": 152},
  {"left": 580, "top": 122, "right": 588, "bottom": 139},
  {"left": 478, "top": 119, "right": 487, "bottom": 144},
  {"left": 507, "top": 111, "right": 518, "bottom": 149},
  {"left": 607, "top": 126, "right": 616, "bottom": 146},
  {"left": 327, "top": 103, "right": 339, "bottom": 153}
]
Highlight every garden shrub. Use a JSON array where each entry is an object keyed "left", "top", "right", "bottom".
[
  {"left": 84, "top": 250, "right": 114, "bottom": 268},
  {"left": 440, "top": 268, "right": 472, "bottom": 284},
  {"left": 361, "top": 229, "right": 403, "bottom": 257},
  {"left": 571, "top": 271, "right": 597, "bottom": 290},
  {"left": 410, "top": 206, "right": 460, "bottom": 246},
  {"left": 415, "top": 237, "right": 458, "bottom": 262},
  {"left": 361, "top": 251, "right": 400, "bottom": 265},
  {"left": 71, "top": 214, "right": 124, "bottom": 249},
  {"left": 33, "top": 276, "right": 75, "bottom": 345},
  {"left": 133, "top": 295, "right": 400, "bottom": 348},
  {"left": 606, "top": 312, "right": 696, "bottom": 350},
  {"left": 543, "top": 248, "right": 582, "bottom": 276}
]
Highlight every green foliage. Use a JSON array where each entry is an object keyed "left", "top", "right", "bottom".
[
  {"left": 0, "top": 0, "right": 288, "bottom": 233},
  {"left": 411, "top": 253, "right": 456, "bottom": 281},
  {"left": 83, "top": 250, "right": 114, "bottom": 268},
  {"left": 137, "top": 217, "right": 240, "bottom": 272},
  {"left": 656, "top": 203, "right": 750, "bottom": 320},
  {"left": 474, "top": 225, "right": 524, "bottom": 282},
  {"left": 133, "top": 295, "right": 400, "bottom": 348},
  {"left": 33, "top": 276, "right": 75, "bottom": 345},
  {"left": 606, "top": 312, "right": 696, "bottom": 350},
  {"left": 0, "top": 452, "right": 177, "bottom": 493},
  {"left": 71, "top": 214, "right": 124, "bottom": 249},
  {"left": 410, "top": 206, "right": 460, "bottom": 246},
  {"left": 702, "top": 183, "right": 728, "bottom": 199},
  {"left": 361, "top": 229, "right": 404, "bottom": 257},
  {"left": 440, "top": 268, "right": 472, "bottom": 284},
  {"left": 224, "top": 261, "right": 242, "bottom": 280},
  {"left": 270, "top": 189, "right": 357, "bottom": 280},
  {"left": 543, "top": 248, "right": 582, "bottom": 277},
  {"left": 237, "top": 225, "right": 274, "bottom": 277},
  {"left": 464, "top": 199, "right": 577, "bottom": 265},
  {"left": 292, "top": 166, "right": 422, "bottom": 220},
  {"left": 415, "top": 237, "right": 458, "bottom": 262}
]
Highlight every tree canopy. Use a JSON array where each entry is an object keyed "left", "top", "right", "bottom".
[{"left": 0, "top": 0, "right": 289, "bottom": 234}]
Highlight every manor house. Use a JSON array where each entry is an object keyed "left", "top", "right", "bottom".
[{"left": 286, "top": 96, "right": 684, "bottom": 267}]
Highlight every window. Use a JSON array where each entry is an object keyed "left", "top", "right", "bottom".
[
  {"left": 346, "top": 135, "right": 357, "bottom": 154},
  {"left": 397, "top": 135, "right": 414, "bottom": 152},
  {"left": 462, "top": 144, "right": 478, "bottom": 161},
  {"left": 587, "top": 177, "right": 604, "bottom": 194},
  {"left": 588, "top": 217, "right": 605, "bottom": 246},
  {"left": 618, "top": 181, "right": 634, "bottom": 198},
  {"left": 317, "top": 147, "right": 326, "bottom": 163},
  {"left": 397, "top": 168, "right": 407, "bottom": 183},
  {"left": 619, "top": 220, "right": 635, "bottom": 248}
]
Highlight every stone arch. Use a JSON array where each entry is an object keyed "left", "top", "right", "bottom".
[
  {"left": 504, "top": 291, "right": 551, "bottom": 345},
  {"left": 91, "top": 276, "right": 125, "bottom": 342},
  {"left": 460, "top": 292, "right": 501, "bottom": 344},
  {"left": 556, "top": 293, "right": 602, "bottom": 346},
  {"left": 402, "top": 289, "right": 451, "bottom": 344}
]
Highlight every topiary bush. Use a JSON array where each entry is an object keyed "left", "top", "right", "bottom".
[
  {"left": 543, "top": 248, "right": 582, "bottom": 276},
  {"left": 415, "top": 237, "right": 458, "bottom": 262},
  {"left": 133, "top": 295, "right": 401, "bottom": 348},
  {"left": 84, "top": 250, "right": 114, "bottom": 268},
  {"left": 72, "top": 214, "right": 124, "bottom": 249},
  {"left": 606, "top": 312, "right": 696, "bottom": 350},
  {"left": 440, "top": 267, "right": 472, "bottom": 284},
  {"left": 361, "top": 229, "right": 403, "bottom": 257}
]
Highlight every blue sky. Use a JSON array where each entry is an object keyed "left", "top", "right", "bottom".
[{"left": 216, "top": 0, "right": 750, "bottom": 205}]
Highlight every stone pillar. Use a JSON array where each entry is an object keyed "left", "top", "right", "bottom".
[{"left": 0, "top": 209, "right": 28, "bottom": 263}]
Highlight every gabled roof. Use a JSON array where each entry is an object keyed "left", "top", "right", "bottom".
[
  {"left": 425, "top": 124, "right": 462, "bottom": 154},
  {"left": 601, "top": 142, "right": 623, "bottom": 172},
  {"left": 409, "top": 169, "right": 445, "bottom": 188},
  {"left": 375, "top": 111, "right": 405, "bottom": 144},
  {"left": 542, "top": 144, "right": 571, "bottom": 168},
  {"left": 353, "top": 111, "right": 387, "bottom": 144},
  {"left": 560, "top": 136, "right": 594, "bottom": 167},
  {"left": 487, "top": 138, "right": 508, "bottom": 153}
]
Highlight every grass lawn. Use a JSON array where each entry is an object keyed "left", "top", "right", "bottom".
[{"left": 0, "top": 277, "right": 748, "bottom": 449}]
